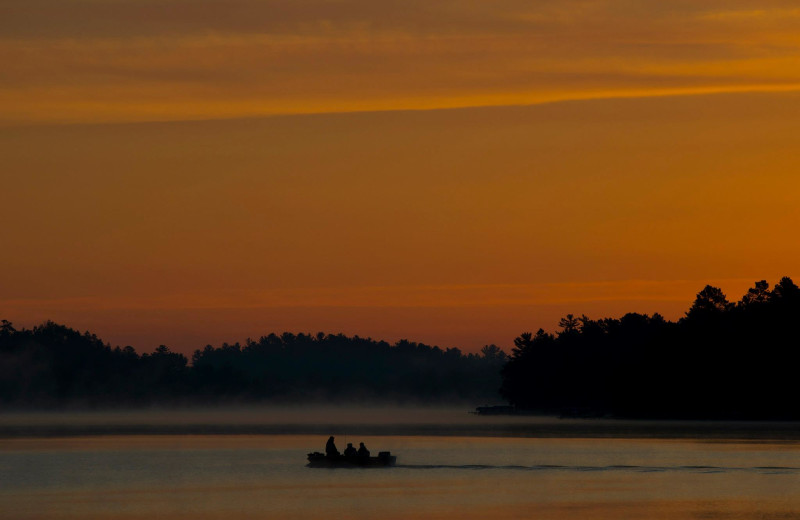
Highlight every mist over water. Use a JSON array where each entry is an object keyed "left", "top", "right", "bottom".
[
  {"left": 4, "top": 406, "right": 800, "bottom": 440},
  {"left": 1, "top": 405, "right": 481, "bottom": 427}
]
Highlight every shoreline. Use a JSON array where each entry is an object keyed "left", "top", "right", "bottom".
[{"left": 3, "top": 410, "right": 800, "bottom": 440}]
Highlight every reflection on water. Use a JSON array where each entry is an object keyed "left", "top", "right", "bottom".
[{"left": 3, "top": 431, "right": 800, "bottom": 519}]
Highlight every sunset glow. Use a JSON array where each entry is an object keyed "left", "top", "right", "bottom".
[{"left": 3, "top": 0, "right": 800, "bottom": 353}]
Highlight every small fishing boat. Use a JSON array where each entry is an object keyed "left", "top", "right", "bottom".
[{"left": 307, "top": 451, "right": 397, "bottom": 467}]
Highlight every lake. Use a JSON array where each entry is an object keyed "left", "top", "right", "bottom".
[{"left": 2, "top": 408, "right": 800, "bottom": 519}]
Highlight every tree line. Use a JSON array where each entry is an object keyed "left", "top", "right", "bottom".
[
  {"left": 500, "top": 277, "right": 800, "bottom": 419},
  {"left": 3, "top": 276, "right": 799, "bottom": 417},
  {"left": 0, "top": 321, "right": 507, "bottom": 407}
]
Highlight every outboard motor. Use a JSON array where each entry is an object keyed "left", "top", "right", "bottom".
[{"left": 378, "top": 451, "right": 397, "bottom": 465}]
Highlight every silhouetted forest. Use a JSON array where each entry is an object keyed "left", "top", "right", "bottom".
[
  {"left": 4, "top": 276, "right": 800, "bottom": 417},
  {"left": 0, "top": 321, "right": 507, "bottom": 407},
  {"left": 501, "top": 277, "right": 800, "bottom": 419}
]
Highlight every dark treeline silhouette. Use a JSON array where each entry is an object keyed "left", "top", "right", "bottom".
[
  {"left": 5, "top": 276, "right": 799, "bottom": 417},
  {"left": 0, "top": 320, "right": 506, "bottom": 408},
  {"left": 501, "top": 276, "right": 800, "bottom": 419}
]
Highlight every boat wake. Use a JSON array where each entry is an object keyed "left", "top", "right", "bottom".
[{"left": 394, "top": 463, "right": 800, "bottom": 474}]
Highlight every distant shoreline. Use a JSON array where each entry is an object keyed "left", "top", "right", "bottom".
[{"left": 3, "top": 410, "right": 800, "bottom": 441}]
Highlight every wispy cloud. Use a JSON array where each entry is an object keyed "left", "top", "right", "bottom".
[{"left": 3, "top": 0, "right": 800, "bottom": 124}]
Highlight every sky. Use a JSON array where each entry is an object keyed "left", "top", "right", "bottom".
[{"left": 2, "top": 0, "right": 800, "bottom": 354}]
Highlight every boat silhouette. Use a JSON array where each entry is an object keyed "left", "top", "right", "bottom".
[{"left": 307, "top": 451, "right": 397, "bottom": 467}]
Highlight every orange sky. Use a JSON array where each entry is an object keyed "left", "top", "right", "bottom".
[{"left": 2, "top": 1, "right": 799, "bottom": 354}]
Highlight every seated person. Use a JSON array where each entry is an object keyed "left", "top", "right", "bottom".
[
  {"left": 343, "top": 443, "right": 358, "bottom": 458},
  {"left": 357, "top": 442, "right": 370, "bottom": 458},
  {"left": 325, "top": 436, "right": 340, "bottom": 457}
]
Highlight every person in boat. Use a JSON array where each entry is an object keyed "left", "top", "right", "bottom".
[
  {"left": 357, "top": 442, "right": 370, "bottom": 458},
  {"left": 325, "top": 436, "right": 340, "bottom": 458},
  {"left": 343, "top": 443, "right": 357, "bottom": 458}
]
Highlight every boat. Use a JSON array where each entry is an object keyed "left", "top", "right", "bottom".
[{"left": 307, "top": 451, "right": 397, "bottom": 467}]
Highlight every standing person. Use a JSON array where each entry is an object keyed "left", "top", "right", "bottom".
[{"left": 325, "top": 436, "right": 340, "bottom": 457}]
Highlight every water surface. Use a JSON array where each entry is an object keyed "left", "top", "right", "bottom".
[{"left": 2, "top": 410, "right": 800, "bottom": 519}]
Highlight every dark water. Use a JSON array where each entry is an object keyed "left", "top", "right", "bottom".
[{"left": 2, "top": 409, "right": 800, "bottom": 519}]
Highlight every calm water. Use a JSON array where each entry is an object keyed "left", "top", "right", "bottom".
[{"left": 3, "top": 410, "right": 800, "bottom": 519}]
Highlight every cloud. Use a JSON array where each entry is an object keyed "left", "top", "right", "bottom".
[{"left": 3, "top": 0, "right": 800, "bottom": 124}]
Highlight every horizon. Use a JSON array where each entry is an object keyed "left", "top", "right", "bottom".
[{"left": 2, "top": 275, "right": 789, "bottom": 355}]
